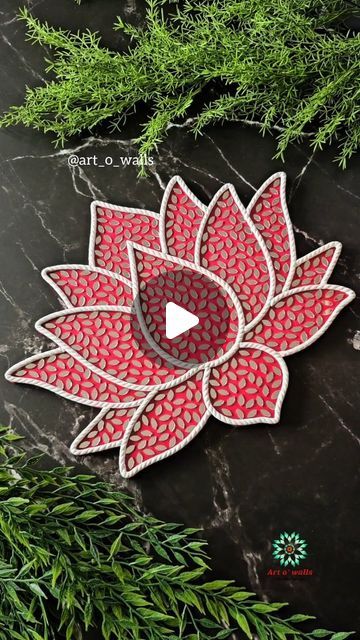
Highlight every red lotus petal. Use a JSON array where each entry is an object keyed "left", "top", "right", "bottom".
[
  {"left": 119, "top": 371, "right": 209, "bottom": 477},
  {"left": 43, "top": 265, "right": 133, "bottom": 308},
  {"left": 244, "top": 285, "right": 355, "bottom": 356},
  {"left": 89, "top": 202, "right": 160, "bottom": 278},
  {"left": 5, "top": 349, "right": 147, "bottom": 407},
  {"left": 159, "top": 176, "right": 205, "bottom": 261},
  {"left": 247, "top": 173, "right": 295, "bottom": 294},
  {"left": 129, "top": 244, "right": 241, "bottom": 368},
  {"left": 204, "top": 344, "right": 288, "bottom": 424},
  {"left": 70, "top": 407, "right": 137, "bottom": 454},
  {"left": 36, "top": 309, "right": 187, "bottom": 388},
  {"left": 288, "top": 242, "right": 341, "bottom": 289},
  {"left": 196, "top": 184, "right": 273, "bottom": 326}
]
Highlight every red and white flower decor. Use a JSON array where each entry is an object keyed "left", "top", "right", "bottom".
[{"left": 6, "top": 173, "right": 355, "bottom": 477}]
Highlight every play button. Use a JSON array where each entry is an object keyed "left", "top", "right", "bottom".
[
  {"left": 165, "top": 302, "right": 199, "bottom": 339},
  {"left": 130, "top": 261, "right": 239, "bottom": 369}
]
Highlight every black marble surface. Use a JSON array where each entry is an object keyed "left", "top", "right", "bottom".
[{"left": 0, "top": 0, "right": 359, "bottom": 635}]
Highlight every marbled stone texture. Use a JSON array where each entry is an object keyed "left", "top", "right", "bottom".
[{"left": 0, "top": 0, "right": 359, "bottom": 635}]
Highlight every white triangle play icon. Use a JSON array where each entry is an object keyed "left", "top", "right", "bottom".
[{"left": 165, "top": 302, "right": 199, "bottom": 340}]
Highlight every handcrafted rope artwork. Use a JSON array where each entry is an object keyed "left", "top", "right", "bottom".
[{"left": 5, "top": 173, "right": 355, "bottom": 477}]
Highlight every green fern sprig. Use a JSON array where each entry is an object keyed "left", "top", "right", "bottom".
[
  {"left": 0, "top": 427, "right": 355, "bottom": 640},
  {"left": 1, "top": 1, "right": 359, "bottom": 169}
]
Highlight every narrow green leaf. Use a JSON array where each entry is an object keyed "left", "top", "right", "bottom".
[
  {"left": 29, "top": 582, "right": 47, "bottom": 599},
  {"left": 233, "top": 611, "right": 252, "bottom": 639}
]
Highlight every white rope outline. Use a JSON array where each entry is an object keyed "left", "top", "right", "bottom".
[
  {"left": 202, "top": 343, "right": 289, "bottom": 426},
  {"left": 268, "top": 284, "right": 355, "bottom": 357},
  {"left": 33, "top": 304, "right": 196, "bottom": 392},
  {"left": 159, "top": 175, "right": 207, "bottom": 255},
  {"left": 283, "top": 241, "right": 342, "bottom": 292},
  {"left": 119, "top": 374, "right": 211, "bottom": 478},
  {"left": 193, "top": 182, "right": 276, "bottom": 333},
  {"left": 128, "top": 240, "right": 245, "bottom": 371},
  {"left": 70, "top": 406, "right": 139, "bottom": 455},
  {"left": 42, "top": 263, "right": 133, "bottom": 309},
  {"left": 5, "top": 348, "right": 145, "bottom": 409},
  {"left": 88, "top": 200, "right": 159, "bottom": 268},
  {"left": 4, "top": 174, "right": 355, "bottom": 477},
  {"left": 246, "top": 171, "right": 297, "bottom": 293}
]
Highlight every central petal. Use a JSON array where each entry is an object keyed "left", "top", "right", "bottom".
[{"left": 128, "top": 243, "right": 243, "bottom": 369}]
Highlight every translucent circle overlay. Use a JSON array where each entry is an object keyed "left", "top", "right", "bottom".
[{"left": 131, "top": 266, "right": 239, "bottom": 369}]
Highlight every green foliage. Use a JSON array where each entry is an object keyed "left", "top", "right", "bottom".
[
  {"left": 0, "top": 428, "right": 354, "bottom": 639},
  {"left": 0, "top": 0, "right": 359, "bottom": 171}
]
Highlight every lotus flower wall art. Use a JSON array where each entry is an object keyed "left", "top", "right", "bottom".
[{"left": 6, "top": 173, "right": 355, "bottom": 477}]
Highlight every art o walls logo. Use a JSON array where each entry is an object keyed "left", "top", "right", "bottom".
[
  {"left": 272, "top": 532, "right": 307, "bottom": 567},
  {"left": 267, "top": 531, "right": 313, "bottom": 577}
]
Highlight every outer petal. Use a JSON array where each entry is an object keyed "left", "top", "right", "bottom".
[
  {"left": 195, "top": 184, "right": 274, "bottom": 328},
  {"left": 244, "top": 285, "right": 355, "bottom": 357},
  {"left": 159, "top": 176, "right": 206, "bottom": 261},
  {"left": 35, "top": 307, "right": 188, "bottom": 390},
  {"left": 70, "top": 407, "right": 138, "bottom": 454},
  {"left": 203, "top": 343, "right": 288, "bottom": 425},
  {"left": 247, "top": 172, "right": 296, "bottom": 294},
  {"left": 89, "top": 200, "right": 160, "bottom": 278},
  {"left": 5, "top": 349, "right": 147, "bottom": 408},
  {"left": 42, "top": 264, "right": 133, "bottom": 308},
  {"left": 119, "top": 371, "right": 209, "bottom": 477},
  {"left": 286, "top": 242, "right": 341, "bottom": 290}
]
